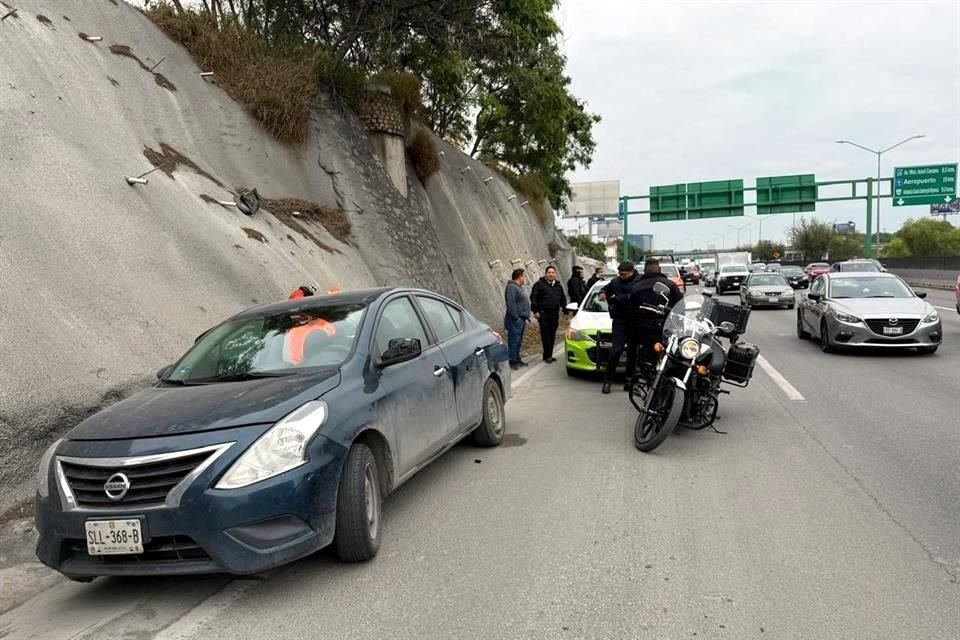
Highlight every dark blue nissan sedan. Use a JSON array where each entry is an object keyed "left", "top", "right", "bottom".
[{"left": 35, "top": 288, "right": 511, "bottom": 580}]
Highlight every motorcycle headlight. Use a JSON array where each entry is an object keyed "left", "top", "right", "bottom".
[
  {"left": 834, "top": 311, "right": 861, "bottom": 324},
  {"left": 216, "top": 401, "right": 328, "bottom": 489},
  {"left": 923, "top": 310, "right": 939, "bottom": 323},
  {"left": 679, "top": 338, "right": 701, "bottom": 360},
  {"left": 37, "top": 439, "right": 63, "bottom": 498},
  {"left": 566, "top": 328, "right": 594, "bottom": 343},
  {"left": 749, "top": 289, "right": 764, "bottom": 297}
]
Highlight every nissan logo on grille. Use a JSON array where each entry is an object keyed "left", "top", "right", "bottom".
[
  {"left": 888, "top": 318, "right": 899, "bottom": 326},
  {"left": 103, "top": 473, "right": 131, "bottom": 501}
]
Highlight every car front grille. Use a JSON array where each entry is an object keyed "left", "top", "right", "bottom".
[
  {"left": 865, "top": 318, "right": 920, "bottom": 335},
  {"left": 63, "top": 535, "right": 210, "bottom": 564},
  {"left": 60, "top": 450, "right": 214, "bottom": 509}
]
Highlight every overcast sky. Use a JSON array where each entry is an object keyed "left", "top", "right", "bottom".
[{"left": 556, "top": 0, "right": 960, "bottom": 251}]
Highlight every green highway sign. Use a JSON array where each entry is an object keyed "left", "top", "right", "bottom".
[
  {"left": 892, "top": 163, "right": 957, "bottom": 207},
  {"left": 649, "top": 184, "right": 686, "bottom": 222},
  {"left": 686, "top": 179, "right": 744, "bottom": 219},
  {"left": 756, "top": 174, "right": 816, "bottom": 214}
]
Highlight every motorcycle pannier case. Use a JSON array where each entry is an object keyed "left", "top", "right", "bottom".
[{"left": 723, "top": 342, "right": 759, "bottom": 385}]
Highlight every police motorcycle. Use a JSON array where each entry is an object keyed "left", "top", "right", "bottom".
[{"left": 629, "top": 283, "right": 759, "bottom": 452}]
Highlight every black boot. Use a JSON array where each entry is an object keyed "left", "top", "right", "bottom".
[{"left": 602, "top": 381, "right": 611, "bottom": 394}]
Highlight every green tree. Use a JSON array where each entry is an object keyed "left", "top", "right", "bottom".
[
  {"left": 894, "top": 218, "right": 960, "bottom": 256},
  {"left": 828, "top": 233, "right": 866, "bottom": 261},
  {"left": 752, "top": 240, "right": 786, "bottom": 262},
  {"left": 880, "top": 237, "right": 911, "bottom": 258},
  {"left": 566, "top": 235, "right": 606, "bottom": 263},
  {"left": 788, "top": 218, "right": 834, "bottom": 261}
]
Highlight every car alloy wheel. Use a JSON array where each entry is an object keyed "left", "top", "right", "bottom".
[{"left": 819, "top": 321, "right": 834, "bottom": 353}]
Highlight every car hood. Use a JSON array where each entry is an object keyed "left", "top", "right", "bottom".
[
  {"left": 68, "top": 370, "right": 342, "bottom": 440},
  {"left": 570, "top": 310, "right": 612, "bottom": 333},
  {"left": 829, "top": 298, "right": 931, "bottom": 317}
]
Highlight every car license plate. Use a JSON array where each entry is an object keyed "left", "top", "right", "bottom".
[
  {"left": 767, "top": 296, "right": 779, "bottom": 302},
  {"left": 85, "top": 519, "right": 144, "bottom": 555},
  {"left": 883, "top": 326, "right": 904, "bottom": 335}
]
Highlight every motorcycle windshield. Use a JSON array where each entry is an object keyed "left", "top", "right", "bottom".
[{"left": 662, "top": 294, "right": 714, "bottom": 343}]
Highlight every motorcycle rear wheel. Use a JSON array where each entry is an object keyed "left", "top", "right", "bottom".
[{"left": 634, "top": 382, "right": 683, "bottom": 452}]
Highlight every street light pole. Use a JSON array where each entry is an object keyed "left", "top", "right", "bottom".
[
  {"left": 727, "top": 223, "right": 751, "bottom": 248},
  {"left": 835, "top": 135, "right": 925, "bottom": 249}
]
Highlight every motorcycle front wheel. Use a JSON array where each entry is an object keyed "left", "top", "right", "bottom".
[{"left": 634, "top": 380, "right": 684, "bottom": 452}]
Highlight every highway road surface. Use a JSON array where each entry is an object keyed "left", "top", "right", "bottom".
[{"left": 1, "top": 287, "right": 958, "bottom": 639}]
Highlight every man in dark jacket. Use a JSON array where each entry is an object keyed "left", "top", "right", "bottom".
[
  {"left": 504, "top": 268, "right": 531, "bottom": 370},
  {"left": 630, "top": 258, "right": 683, "bottom": 366},
  {"left": 566, "top": 266, "right": 588, "bottom": 309},
  {"left": 598, "top": 261, "right": 640, "bottom": 393},
  {"left": 586, "top": 266, "right": 605, "bottom": 290},
  {"left": 530, "top": 265, "right": 567, "bottom": 363}
]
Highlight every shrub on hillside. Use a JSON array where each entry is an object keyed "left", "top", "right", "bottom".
[
  {"left": 371, "top": 71, "right": 421, "bottom": 119},
  {"left": 408, "top": 129, "right": 440, "bottom": 184}
]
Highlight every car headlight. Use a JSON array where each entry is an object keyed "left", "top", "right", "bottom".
[
  {"left": 566, "top": 328, "right": 594, "bottom": 343},
  {"left": 834, "top": 311, "right": 861, "bottom": 324},
  {"left": 784, "top": 289, "right": 795, "bottom": 296},
  {"left": 216, "top": 401, "right": 328, "bottom": 489},
  {"left": 37, "top": 439, "right": 63, "bottom": 498},
  {"left": 749, "top": 289, "right": 764, "bottom": 297},
  {"left": 923, "top": 310, "right": 939, "bottom": 323},
  {"left": 679, "top": 338, "right": 701, "bottom": 360}
]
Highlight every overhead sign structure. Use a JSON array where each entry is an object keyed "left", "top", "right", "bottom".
[
  {"left": 893, "top": 164, "right": 957, "bottom": 207},
  {"left": 649, "top": 179, "right": 744, "bottom": 222},
  {"left": 756, "top": 174, "right": 816, "bottom": 214},
  {"left": 686, "top": 179, "right": 744, "bottom": 219}
]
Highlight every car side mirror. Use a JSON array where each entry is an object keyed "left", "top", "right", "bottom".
[
  {"left": 807, "top": 292, "right": 821, "bottom": 303},
  {"left": 914, "top": 290, "right": 928, "bottom": 299},
  {"left": 378, "top": 338, "right": 422, "bottom": 368},
  {"left": 156, "top": 365, "right": 174, "bottom": 380},
  {"left": 565, "top": 302, "right": 579, "bottom": 312}
]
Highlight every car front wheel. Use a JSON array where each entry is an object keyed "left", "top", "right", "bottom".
[
  {"left": 333, "top": 443, "right": 382, "bottom": 562},
  {"left": 472, "top": 378, "right": 506, "bottom": 446},
  {"left": 819, "top": 320, "right": 834, "bottom": 353}
]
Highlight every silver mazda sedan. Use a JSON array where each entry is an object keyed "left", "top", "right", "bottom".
[{"left": 797, "top": 272, "right": 942, "bottom": 354}]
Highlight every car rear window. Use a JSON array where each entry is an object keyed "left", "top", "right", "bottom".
[
  {"left": 720, "top": 265, "right": 746, "bottom": 273},
  {"left": 660, "top": 264, "right": 680, "bottom": 277}
]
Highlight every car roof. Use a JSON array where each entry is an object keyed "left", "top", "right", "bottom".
[
  {"left": 234, "top": 287, "right": 396, "bottom": 318},
  {"left": 824, "top": 271, "right": 896, "bottom": 279}
]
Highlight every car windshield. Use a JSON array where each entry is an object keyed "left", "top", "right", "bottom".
[
  {"left": 840, "top": 262, "right": 880, "bottom": 272},
  {"left": 750, "top": 274, "right": 787, "bottom": 286},
  {"left": 660, "top": 264, "right": 680, "bottom": 277},
  {"left": 780, "top": 266, "right": 803, "bottom": 275},
  {"left": 829, "top": 277, "right": 913, "bottom": 299},
  {"left": 580, "top": 286, "right": 609, "bottom": 313},
  {"left": 720, "top": 265, "right": 746, "bottom": 273},
  {"left": 167, "top": 303, "right": 366, "bottom": 382}
]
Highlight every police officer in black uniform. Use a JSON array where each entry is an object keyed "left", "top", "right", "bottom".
[
  {"left": 598, "top": 261, "right": 640, "bottom": 394},
  {"left": 629, "top": 258, "right": 683, "bottom": 369}
]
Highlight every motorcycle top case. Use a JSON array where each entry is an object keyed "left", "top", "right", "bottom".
[
  {"left": 723, "top": 342, "right": 759, "bottom": 384},
  {"left": 702, "top": 296, "right": 750, "bottom": 335}
]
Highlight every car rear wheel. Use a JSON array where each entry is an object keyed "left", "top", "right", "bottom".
[
  {"left": 472, "top": 378, "right": 505, "bottom": 447},
  {"left": 819, "top": 321, "right": 834, "bottom": 353},
  {"left": 333, "top": 443, "right": 381, "bottom": 562}
]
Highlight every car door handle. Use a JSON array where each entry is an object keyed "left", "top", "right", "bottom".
[{"left": 433, "top": 366, "right": 447, "bottom": 377}]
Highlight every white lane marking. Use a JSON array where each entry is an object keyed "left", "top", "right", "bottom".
[
  {"left": 757, "top": 355, "right": 806, "bottom": 402},
  {"left": 933, "top": 305, "right": 953, "bottom": 312},
  {"left": 512, "top": 344, "right": 564, "bottom": 388}
]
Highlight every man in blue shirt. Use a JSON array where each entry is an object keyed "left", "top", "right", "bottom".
[{"left": 504, "top": 269, "right": 531, "bottom": 370}]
